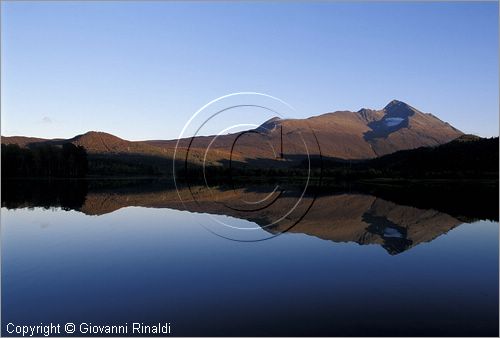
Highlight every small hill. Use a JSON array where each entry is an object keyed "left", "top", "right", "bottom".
[
  {"left": 1, "top": 136, "right": 52, "bottom": 147},
  {"left": 66, "top": 131, "right": 165, "bottom": 156},
  {"left": 454, "top": 134, "right": 482, "bottom": 142}
]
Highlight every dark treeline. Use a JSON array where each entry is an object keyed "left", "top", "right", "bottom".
[
  {"left": 359, "top": 136, "right": 499, "bottom": 179},
  {"left": 2, "top": 135, "right": 497, "bottom": 179},
  {"left": 177, "top": 137, "right": 499, "bottom": 181},
  {"left": 1, "top": 143, "right": 88, "bottom": 178},
  {"left": 300, "top": 136, "right": 499, "bottom": 180}
]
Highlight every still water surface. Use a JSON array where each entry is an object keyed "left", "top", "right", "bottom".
[{"left": 2, "top": 180, "right": 498, "bottom": 336}]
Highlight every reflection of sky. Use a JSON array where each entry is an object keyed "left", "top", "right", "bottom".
[{"left": 2, "top": 207, "right": 499, "bottom": 336}]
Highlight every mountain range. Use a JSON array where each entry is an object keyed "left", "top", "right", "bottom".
[{"left": 1, "top": 100, "right": 466, "bottom": 175}]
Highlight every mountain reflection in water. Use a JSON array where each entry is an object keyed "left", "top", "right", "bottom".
[{"left": 3, "top": 178, "right": 498, "bottom": 255}]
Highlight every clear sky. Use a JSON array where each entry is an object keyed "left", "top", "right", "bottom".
[{"left": 1, "top": 1, "right": 498, "bottom": 140}]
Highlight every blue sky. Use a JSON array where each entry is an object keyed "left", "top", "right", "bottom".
[{"left": 1, "top": 1, "right": 498, "bottom": 140}]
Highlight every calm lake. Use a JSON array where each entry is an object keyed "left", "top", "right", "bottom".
[{"left": 2, "top": 179, "right": 499, "bottom": 336}]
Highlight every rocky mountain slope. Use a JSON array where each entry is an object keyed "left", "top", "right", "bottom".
[{"left": 2, "top": 100, "right": 463, "bottom": 171}]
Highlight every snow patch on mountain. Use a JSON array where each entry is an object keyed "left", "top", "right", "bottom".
[{"left": 384, "top": 117, "right": 404, "bottom": 127}]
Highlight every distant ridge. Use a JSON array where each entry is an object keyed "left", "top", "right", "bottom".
[{"left": 2, "top": 100, "right": 464, "bottom": 170}]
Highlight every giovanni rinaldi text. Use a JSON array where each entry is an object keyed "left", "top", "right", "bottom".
[{"left": 5, "top": 322, "right": 172, "bottom": 336}]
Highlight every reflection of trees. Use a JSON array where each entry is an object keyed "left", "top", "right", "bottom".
[
  {"left": 2, "top": 179, "right": 88, "bottom": 211},
  {"left": 1, "top": 179, "right": 498, "bottom": 254}
]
